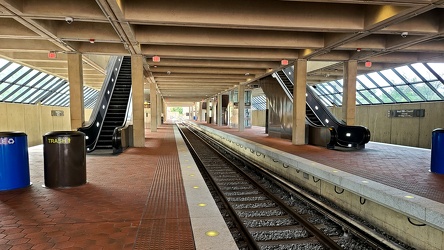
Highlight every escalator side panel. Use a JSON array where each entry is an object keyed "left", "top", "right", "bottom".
[{"left": 258, "top": 76, "right": 293, "bottom": 140}]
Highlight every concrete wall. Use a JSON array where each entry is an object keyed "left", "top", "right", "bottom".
[
  {"left": 252, "top": 110, "right": 266, "bottom": 127},
  {"left": 331, "top": 102, "right": 444, "bottom": 148},
  {"left": 0, "top": 102, "right": 93, "bottom": 147},
  {"left": 253, "top": 101, "right": 444, "bottom": 148}
]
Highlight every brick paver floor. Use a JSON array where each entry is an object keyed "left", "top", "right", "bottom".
[{"left": 0, "top": 125, "right": 194, "bottom": 250}]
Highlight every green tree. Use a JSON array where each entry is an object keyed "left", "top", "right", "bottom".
[{"left": 170, "top": 107, "right": 183, "bottom": 114}]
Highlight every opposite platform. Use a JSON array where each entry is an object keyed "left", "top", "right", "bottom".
[{"left": 193, "top": 122, "right": 444, "bottom": 249}]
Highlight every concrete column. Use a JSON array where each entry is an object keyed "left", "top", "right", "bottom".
[
  {"left": 292, "top": 59, "right": 307, "bottom": 145},
  {"left": 238, "top": 85, "right": 245, "bottom": 131},
  {"left": 265, "top": 97, "right": 269, "bottom": 133},
  {"left": 189, "top": 106, "right": 192, "bottom": 120},
  {"left": 342, "top": 60, "right": 357, "bottom": 125},
  {"left": 199, "top": 101, "right": 203, "bottom": 122},
  {"left": 131, "top": 55, "right": 145, "bottom": 147},
  {"left": 206, "top": 99, "right": 210, "bottom": 123},
  {"left": 195, "top": 102, "right": 199, "bottom": 121},
  {"left": 157, "top": 93, "right": 162, "bottom": 126},
  {"left": 217, "top": 94, "right": 222, "bottom": 126},
  {"left": 150, "top": 82, "right": 157, "bottom": 132},
  {"left": 67, "top": 53, "right": 84, "bottom": 130}
]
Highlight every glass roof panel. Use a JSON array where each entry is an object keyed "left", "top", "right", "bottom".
[
  {"left": 431, "top": 81, "right": 444, "bottom": 96},
  {"left": 0, "top": 58, "right": 9, "bottom": 69},
  {"left": 15, "top": 69, "right": 39, "bottom": 85},
  {"left": 0, "top": 63, "right": 20, "bottom": 80},
  {"left": 2, "top": 67, "right": 29, "bottom": 83},
  {"left": 356, "top": 81, "right": 365, "bottom": 90},
  {"left": 428, "top": 63, "right": 444, "bottom": 79},
  {"left": 357, "top": 75, "right": 376, "bottom": 88},
  {"left": 1, "top": 85, "right": 20, "bottom": 98},
  {"left": 382, "top": 87, "right": 408, "bottom": 102},
  {"left": 24, "top": 90, "right": 45, "bottom": 104},
  {"left": 411, "top": 63, "right": 436, "bottom": 81},
  {"left": 15, "top": 88, "right": 37, "bottom": 103},
  {"left": 0, "top": 82, "right": 11, "bottom": 99},
  {"left": 367, "top": 72, "right": 390, "bottom": 87},
  {"left": 380, "top": 69, "right": 405, "bottom": 85},
  {"left": 395, "top": 85, "right": 424, "bottom": 102},
  {"left": 394, "top": 66, "right": 420, "bottom": 83},
  {"left": 356, "top": 92, "right": 370, "bottom": 105},
  {"left": 5, "top": 86, "right": 29, "bottom": 102},
  {"left": 24, "top": 73, "right": 46, "bottom": 87},
  {"left": 412, "top": 83, "right": 441, "bottom": 101},
  {"left": 359, "top": 90, "right": 381, "bottom": 104},
  {"left": 370, "top": 88, "right": 393, "bottom": 103}
]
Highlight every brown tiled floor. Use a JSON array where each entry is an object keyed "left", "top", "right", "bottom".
[
  {"left": 0, "top": 125, "right": 194, "bottom": 250},
  {"left": 205, "top": 124, "right": 444, "bottom": 204}
]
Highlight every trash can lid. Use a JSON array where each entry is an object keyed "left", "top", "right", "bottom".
[
  {"left": 0, "top": 131, "right": 27, "bottom": 137},
  {"left": 433, "top": 128, "right": 444, "bottom": 133},
  {"left": 44, "top": 131, "right": 85, "bottom": 137}
]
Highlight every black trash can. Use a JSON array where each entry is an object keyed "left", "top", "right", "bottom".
[
  {"left": 43, "top": 131, "right": 86, "bottom": 188},
  {"left": 431, "top": 128, "right": 444, "bottom": 174},
  {"left": 0, "top": 132, "right": 31, "bottom": 191}
]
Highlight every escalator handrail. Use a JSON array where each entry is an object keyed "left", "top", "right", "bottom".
[
  {"left": 78, "top": 56, "right": 124, "bottom": 151},
  {"left": 273, "top": 71, "right": 324, "bottom": 127}
]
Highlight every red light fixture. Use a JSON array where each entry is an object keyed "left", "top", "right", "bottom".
[
  {"left": 89, "top": 39, "right": 95, "bottom": 43},
  {"left": 152, "top": 55, "right": 160, "bottom": 62},
  {"left": 365, "top": 61, "right": 372, "bottom": 68},
  {"left": 281, "top": 59, "right": 288, "bottom": 66},
  {"left": 48, "top": 51, "right": 57, "bottom": 59},
  {"left": 356, "top": 48, "right": 361, "bottom": 52}
]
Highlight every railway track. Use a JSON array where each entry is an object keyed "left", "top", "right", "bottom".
[{"left": 178, "top": 123, "right": 412, "bottom": 250}]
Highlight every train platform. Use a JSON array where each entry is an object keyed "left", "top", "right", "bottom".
[
  {"left": 0, "top": 124, "right": 235, "bottom": 250},
  {"left": 192, "top": 122, "right": 444, "bottom": 249},
  {"left": 202, "top": 123, "right": 444, "bottom": 204}
]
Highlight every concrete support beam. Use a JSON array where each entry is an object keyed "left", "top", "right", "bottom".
[
  {"left": 150, "top": 82, "right": 157, "bottom": 132},
  {"left": 342, "top": 60, "right": 357, "bottom": 125},
  {"left": 292, "top": 59, "right": 307, "bottom": 145},
  {"left": 238, "top": 85, "right": 245, "bottom": 132},
  {"left": 67, "top": 53, "right": 84, "bottom": 130},
  {"left": 131, "top": 55, "right": 145, "bottom": 147}
]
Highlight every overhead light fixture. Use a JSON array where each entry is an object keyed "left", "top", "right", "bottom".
[
  {"left": 281, "top": 59, "right": 289, "bottom": 66},
  {"left": 89, "top": 39, "right": 95, "bottom": 43},
  {"left": 245, "top": 72, "right": 250, "bottom": 76},
  {"left": 152, "top": 55, "right": 160, "bottom": 62},
  {"left": 356, "top": 48, "right": 361, "bottom": 52}
]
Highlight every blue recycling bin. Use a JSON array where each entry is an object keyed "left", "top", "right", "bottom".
[
  {"left": 0, "top": 132, "right": 31, "bottom": 191},
  {"left": 431, "top": 128, "right": 444, "bottom": 174}
]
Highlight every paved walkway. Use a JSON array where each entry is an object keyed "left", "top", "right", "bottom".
[{"left": 0, "top": 125, "right": 194, "bottom": 250}]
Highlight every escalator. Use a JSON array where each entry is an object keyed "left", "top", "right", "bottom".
[
  {"left": 78, "top": 56, "right": 132, "bottom": 153},
  {"left": 260, "top": 67, "right": 370, "bottom": 149}
]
